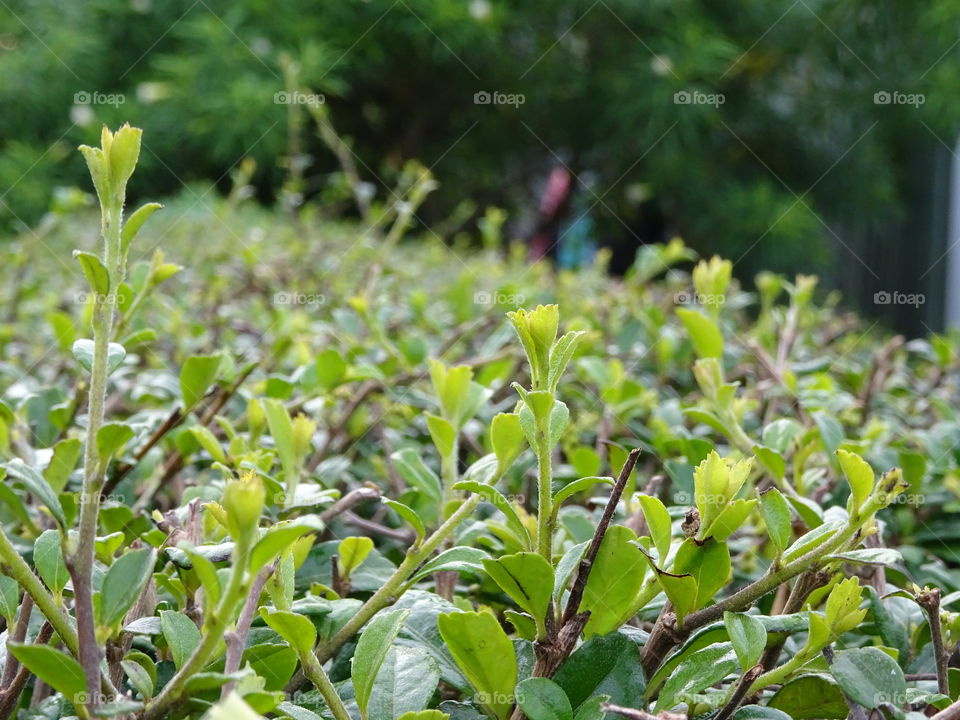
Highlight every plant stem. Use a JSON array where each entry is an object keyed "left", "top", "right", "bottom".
[
  {"left": 73, "top": 201, "right": 122, "bottom": 706},
  {"left": 144, "top": 534, "right": 252, "bottom": 719},
  {"left": 535, "top": 424, "right": 553, "bottom": 561},
  {"left": 299, "top": 651, "right": 352, "bottom": 720},
  {"left": 315, "top": 493, "right": 484, "bottom": 663},
  {"left": 918, "top": 588, "right": 950, "bottom": 695}
]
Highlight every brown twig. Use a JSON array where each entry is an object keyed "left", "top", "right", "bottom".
[
  {"left": 221, "top": 562, "right": 278, "bottom": 699},
  {"left": 918, "top": 588, "right": 949, "bottom": 695},
  {"left": 714, "top": 664, "right": 763, "bottom": 720},
  {"left": 319, "top": 486, "right": 381, "bottom": 523}
]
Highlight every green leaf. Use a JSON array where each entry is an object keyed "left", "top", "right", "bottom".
[
  {"left": 392, "top": 448, "right": 442, "bottom": 504},
  {"left": 250, "top": 517, "right": 324, "bottom": 572},
  {"left": 121, "top": 202, "right": 163, "bottom": 253},
  {"left": 74, "top": 250, "right": 110, "bottom": 294},
  {"left": 264, "top": 398, "right": 296, "bottom": 477},
  {"left": 753, "top": 445, "right": 785, "bottom": 482},
  {"left": 782, "top": 521, "right": 843, "bottom": 564},
  {"left": 677, "top": 308, "right": 723, "bottom": 359},
  {"left": 314, "top": 348, "right": 347, "bottom": 390},
  {"left": 826, "top": 548, "right": 901, "bottom": 566},
  {"left": 552, "top": 476, "right": 614, "bottom": 506},
  {"left": 4, "top": 459, "right": 66, "bottom": 528},
  {"left": 97, "top": 422, "right": 135, "bottom": 465},
  {"left": 830, "top": 647, "right": 906, "bottom": 709},
  {"left": 553, "top": 541, "right": 589, "bottom": 602},
  {"left": 367, "top": 646, "right": 440, "bottom": 720},
  {"left": 482, "top": 552, "right": 554, "bottom": 628},
  {"left": 758, "top": 488, "right": 791, "bottom": 553},
  {"left": 454, "top": 480, "right": 530, "bottom": 547},
  {"left": 553, "top": 632, "right": 646, "bottom": 709},
  {"left": 0, "top": 575, "right": 19, "bottom": 625},
  {"left": 655, "top": 642, "right": 739, "bottom": 713},
  {"left": 411, "top": 547, "right": 489, "bottom": 582},
  {"left": 426, "top": 414, "right": 457, "bottom": 458},
  {"left": 98, "top": 547, "right": 155, "bottom": 628},
  {"left": 732, "top": 706, "right": 792, "bottom": 720},
  {"left": 180, "top": 354, "right": 222, "bottom": 411},
  {"left": 397, "top": 712, "right": 449, "bottom": 720},
  {"left": 8, "top": 643, "right": 87, "bottom": 701},
  {"left": 261, "top": 609, "right": 317, "bottom": 656},
  {"left": 161, "top": 610, "right": 202, "bottom": 670},
  {"left": 836, "top": 449, "right": 874, "bottom": 515},
  {"left": 547, "top": 330, "right": 585, "bottom": 392},
  {"left": 768, "top": 674, "right": 848, "bottom": 719},
  {"left": 637, "top": 495, "right": 672, "bottom": 562},
  {"left": 490, "top": 412, "right": 525, "bottom": 471},
  {"left": 72, "top": 338, "right": 126, "bottom": 376},
  {"left": 516, "top": 677, "right": 573, "bottom": 720},
  {"left": 44, "top": 438, "right": 82, "bottom": 494},
  {"left": 382, "top": 498, "right": 425, "bottom": 542},
  {"left": 190, "top": 426, "right": 227, "bottom": 465},
  {"left": 338, "top": 536, "right": 374, "bottom": 577},
  {"left": 582, "top": 525, "right": 646, "bottom": 637},
  {"left": 642, "top": 550, "right": 697, "bottom": 624},
  {"left": 723, "top": 612, "right": 767, "bottom": 671},
  {"left": 703, "top": 498, "right": 756, "bottom": 541},
  {"left": 122, "top": 658, "right": 155, "bottom": 700},
  {"left": 673, "top": 538, "right": 730, "bottom": 613},
  {"left": 353, "top": 608, "right": 410, "bottom": 720},
  {"left": 34, "top": 529, "right": 69, "bottom": 594},
  {"left": 812, "top": 412, "right": 843, "bottom": 454},
  {"left": 437, "top": 611, "right": 517, "bottom": 720}
]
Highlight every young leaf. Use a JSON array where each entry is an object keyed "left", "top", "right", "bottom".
[
  {"left": 161, "top": 610, "right": 202, "bottom": 670},
  {"left": 382, "top": 498, "right": 425, "bottom": 542},
  {"left": 96, "top": 422, "right": 135, "bottom": 465},
  {"left": 367, "top": 646, "right": 440, "bottom": 720},
  {"left": 180, "top": 353, "right": 222, "bottom": 411},
  {"left": 552, "top": 476, "right": 614, "bottom": 506},
  {"left": 261, "top": 608, "right": 317, "bottom": 656},
  {"left": 121, "top": 202, "right": 163, "bottom": 253},
  {"left": 836, "top": 449, "right": 874, "bottom": 516},
  {"left": 44, "top": 437, "right": 82, "bottom": 494},
  {"left": 437, "top": 611, "right": 517, "bottom": 720},
  {"left": 74, "top": 250, "right": 110, "bottom": 294},
  {"left": 98, "top": 547, "right": 156, "bottom": 628},
  {"left": 655, "top": 642, "right": 739, "bottom": 713},
  {"left": 338, "top": 536, "right": 374, "bottom": 578},
  {"left": 264, "top": 398, "right": 296, "bottom": 477},
  {"left": 8, "top": 643, "right": 87, "bottom": 702},
  {"left": 673, "top": 538, "right": 731, "bottom": 612},
  {"left": 72, "top": 338, "right": 126, "bottom": 376},
  {"left": 723, "top": 612, "right": 768, "bottom": 671},
  {"left": 352, "top": 608, "right": 410, "bottom": 720},
  {"left": 677, "top": 308, "right": 723, "bottom": 359},
  {"left": 34, "top": 529, "right": 69, "bottom": 594},
  {"left": 637, "top": 494, "right": 672, "bottom": 561},
  {"left": 490, "top": 412, "right": 525, "bottom": 471},
  {"left": 515, "top": 677, "right": 573, "bottom": 720},
  {"left": 758, "top": 488, "right": 791, "bottom": 554},
  {"left": 392, "top": 448, "right": 442, "bottom": 504},
  {"left": 482, "top": 552, "right": 554, "bottom": 630}
]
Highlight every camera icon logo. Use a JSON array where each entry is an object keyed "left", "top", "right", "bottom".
[
  {"left": 274, "top": 292, "right": 292, "bottom": 305},
  {"left": 873, "top": 290, "right": 891, "bottom": 305},
  {"left": 674, "top": 91, "right": 691, "bottom": 104},
  {"left": 474, "top": 91, "right": 492, "bottom": 105},
  {"left": 74, "top": 91, "right": 91, "bottom": 105},
  {"left": 874, "top": 91, "right": 891, "bottom": 105}
]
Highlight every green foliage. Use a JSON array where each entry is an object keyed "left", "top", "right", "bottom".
[{"left": 0, "top": 125, "right": 957, "bottom": 720}]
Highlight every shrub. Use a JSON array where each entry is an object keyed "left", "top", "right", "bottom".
[{"left": 0, "top": 126, "right": 958, "bottom": 719}]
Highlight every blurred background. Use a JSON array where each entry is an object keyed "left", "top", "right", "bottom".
[{"left": 2, "top": 0, "right": 960, "bottom": 334}]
